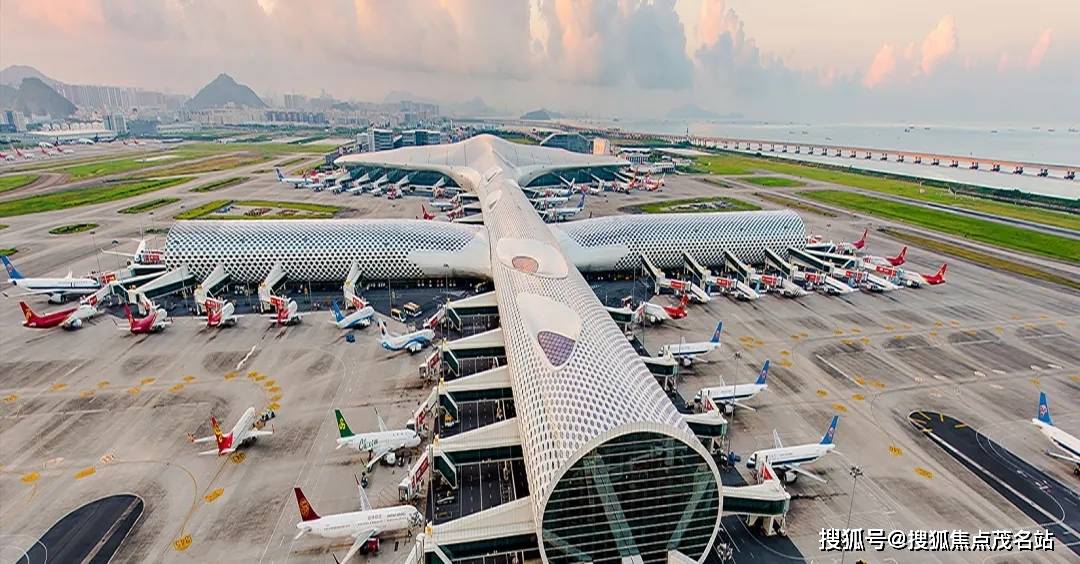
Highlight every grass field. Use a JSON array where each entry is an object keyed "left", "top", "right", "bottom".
[
  {"left": 118, "top": 198, "right": 181, "bottom": 214},
  {"left": 58, "top": 156, "right": 162, "bottom": 180},
  {"left": 130, "top": 154, "right": 267, "bottom": 178},
  {"left": 638, "top": 196, "right": 760, "bottom": 214},
  {"left": 48, "top": 223, "right": 98, "bottom": 235},
  {"left": 175, "top": 199, "right": 343, "bottom": 220},
  {"left": 0, "top": 177, "right": 193, "bottom": 218},
  {"left": 0, "top": 174, "right": 39, "bottom": 194},
  {"left": 754, "top": 192, "right": 837, "bottom": 217},
  {"left": 880, "top": 227, "right": 1080, "bottom": 291},
  {"left": 802, "top": 190, "right": 1079, "bottom": 264},
  {"left": 190, "top": 176, "right": 251, "bottom": 192},
  {"left": 741, "top": 176, "right": 805, "bottom": 187},
  {"left": 693, "top": 154, "right": 1079, "bottom": 230},
  {"left": 0, "top": 224, "right": 7, "bottom": 230},
  {"left": 0, "top": 248, "right": 15, "bottom": 256}
]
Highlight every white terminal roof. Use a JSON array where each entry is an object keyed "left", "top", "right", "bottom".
[{"left": 338, "top": 135, "right": 721, "bottom": 551}]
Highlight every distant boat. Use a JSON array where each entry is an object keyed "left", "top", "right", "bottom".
[
  {"left": 1047, "top": 128, "right": 1056, "bottom": 132},
  {"left": 990, "top": 130, "right": 998, "bottom": 134}
]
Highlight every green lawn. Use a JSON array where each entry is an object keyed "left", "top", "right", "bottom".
[
  {"left": 802, "top": 190, "right": 1079, "bottom": 264},
  {"left": 741, "top": 176, "right": 805, "bottom": 187},
  {"left": 0, "top": 248, "right": 16, "bottom": 256},
  {"left": 0, "top": 177, "right": 193, "bottom": 218},
  {"left": 692, "top": 154, "right": 1079, "bottom": 231},
  {"left": 175, "top": 199, "right": 343, "bottom": 220},
  {"left": 688, "top": 155, "right": 754, "bottom": 175},
  {"left": 190, "top": 176, "right": 251, "bottom": 193},
  {"left": 58, "top": 156, "right": 172, "bottom": 180},
  {"left": 0, "top": 174, "right": 39, "bottom": 194},
  {"left": 48, "top": 223, "right": 98, "bottom": 235},
  {"left": 638, "top": 196, "right": 760, "bottom": 214},
  {"left": 118, "top": 198, "right": 181, "bottom": 214}
]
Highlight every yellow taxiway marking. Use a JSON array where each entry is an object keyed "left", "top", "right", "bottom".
[
  {"left": 993, "top": 326, "right": 1004, "bottom": 333},
  {"left": 894, "top": 334, "right": 905, "bottom": 341},
  {"left": 841, "top": 338, "right": 854, "bottom": 346},
  {"left": 852, "top": 393, "right": 865, "bottom": 401},
  {"left": 182, "top": 375, "right": 196, "bottom": 383},
  {"left": 97, "top": 380, "right": 110, "bottom": 388},
  {"left": 204, "top": 488, "right": 224, "bottom": 503},
  {"left": 263, "top": 379, "right": 276, "bottom": 388},
  {"left": 790, "top": 334, "right": 801, "bottom": 340},
  {"left": 889, "top": 445, "right": 902, "bottom": 457},
  {"left": 224, "top": 372, "right": 238, "bottom": 381},
  {"left": 850, "top": 327, "right": 862, "bottom": 334},
  {"left": 832, "top": 403, "right": 847, "bottom": 413},
  {"left": 3, "top": 394, "right": 17, "bottom": 403},
  {"left": 778, "top": 359, "right": 793, "bottom": 368},
  {"left": 834, "top": 329, "right": 845, "bottom": 336},
  {"left": 939, "top": 413, "right": 945, "bottom": 422},
  {"left": 915, "top": 467, "right": 934, "bottom": 479},
  {"left": 1024, "top": 323, "right": 1035, "bottom": 330},
  {"left": 870, "top": 380, "right": 886, "bottom": 389},
  {"left": 230, "top": 452, "right": 246, "bottom": 464},
  {"left": 934, "top": 321, "right": 944, "bottom": 328},
  {"left": 954, "top": 423, "right": 968, "bottom": 429},
  {"left": 50, "top": 383, "right": 67, "bottom": 392},
  {"left": 21, "top": 471, "right": 40, "bottom": 484},
  {"left": 267, "top": 402, "right": 280, "bottom": 411},
  {"left": 74, "top": 466, "right": 96, "bottom": 480},
  {"left": 170, "top": 384, "right": 185, "bottom": 393},
  {"left": 127, "top": 386, "right": 141, "bottom": 395},
  {"left": 928, "top": 331, "right": 938, "bottom": 337},
  {"left": 1072, "top": 375, "right": 1080, "bottom": 383},
  {"left": 80, "top": 390, "right": 95, "bottom": 399},
  {"left": 966, "top": 330, "right": 978, "bottom": 336},
  {"left": 816, "top": 389, "right": 828, "bottom": 397},
  {"left": 267, "top": 386, "right": 281, "bottom": 394},
  {"left": 270, "top": 394, "right": 282, "bottom": 402},
  {"left": 883, "top": 324, "right": 894, "bottom": 331},
  {"left": 1029, "top": 378, "right": 1040, "bottom": 386},
  {"left": 780, "top": 350, "right": 790, "bottom": 356},
  {"left": 254, "top": 374, "right": 267, "bottom": 382},
  {"left": 949, "top": 320, "right": 960, "bottom": 326},
  {"left": 247, "top": 370, "right": 259, "bottom": 378},
  {"left": 1039, "top": 314, "right": 1049, "bottom": 320},
  {"left": 854, "top": 375, "right": 866, "bottom": 386},
  {"left": 173, "top": 534, "right": 193, "bottom": 552},
  {"left": 860, "top": 337, "right": 870, "bottom": 344},
  {"left": 140, "top": 377, "right": 156, "bottom": 386}
]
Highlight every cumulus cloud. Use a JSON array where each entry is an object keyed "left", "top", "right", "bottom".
[
  {"left": 1027, "top": 28, "right": 1052, "bottom": 68},
  {"left": 920, "top": 15, "right": 958, "bottom": 75},
  {"left": 863, "top": 44, "right": 896, "bottom": 88}
]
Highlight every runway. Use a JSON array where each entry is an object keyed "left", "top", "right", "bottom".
[
  {"left": 909, "top": 411, "right": 1080, "bottom": 557},
  {"left": 16, "top": 494, "right": 143, "bottom": 564}
]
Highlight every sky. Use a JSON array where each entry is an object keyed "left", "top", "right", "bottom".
[{"left": 1, "top": 0, "right": 1077, "bottom": 123}]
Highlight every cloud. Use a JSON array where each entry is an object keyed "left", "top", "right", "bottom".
[
  {"left": 920, "top": 15, "right": 957, "bottom": 75},
  {"left": 863, "top": 44, "right": 896, "bottom": 88},
  {"left": 1027, "top": 29, "right": 1052, "bottom": 68}
]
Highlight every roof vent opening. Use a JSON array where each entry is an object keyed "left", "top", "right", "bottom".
[
  {"left": 512, "top": 256, "right": 539, "bottom": 273},
  {"left": 495, "top": 238, "right": 568, "bottom": 279}
]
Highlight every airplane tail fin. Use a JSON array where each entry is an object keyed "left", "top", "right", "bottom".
[
  {"left": 1037, "top": 392, "right": 1053, "bottom": 425},
  {"left": 335, "top": 409, "right": 355, "bottom": 438},
  {"left": 123, "top": 304, "right": 134, "bottom": 325},
  {"left": 2, "top": 256, "right": 24, "bottom": 280},
  {"left": 853, "top": 228, "right": 868, "bottom": 249},
  {"left": 19, "top": 301, "right": 35, "bottom": 323},
  {"left": 820, "top": 415, "right": 840, "bottom": 445},
  {"left": 211, "top": 416, "right": 232, "bottom": 452},
  {"left": 378, "top": 319, "right": 389, "bottom": 338},
  {"left": 275, "top": 167, "right": 283, "bottom": 180},
  {"left": 890, "top": 246, "right": 907, "bottom": 265},
  {"left": 331, "top": 300, "right": 344, "bottom": 322},
  {"left": 578, "top": 192, "right": 586, "bottom": 208},
  {"left": 710, "top": 321, "right": 724, "bottom": 344},
  {"left": 294, "top": 487, "right": 321, "bottom": 521},
  {"left": 755, "top": 360, "right": 770, "bottom": 385},
  {"left": 936, "top": 263, "right": 948, "bottom": 278},
  {"left": 679, "top": 293, "right": 690, "bottom": 308}
]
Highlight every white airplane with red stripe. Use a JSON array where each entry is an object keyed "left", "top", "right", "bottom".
[
  {"left": 192, "top": 407, "right": 273, "bottom": 455},
  {"left": 858, "top": 246, "right": 906, "bottom": 268}
]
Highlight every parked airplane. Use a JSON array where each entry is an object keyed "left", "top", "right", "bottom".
[
  {"left": 102, "top": 239, "right": 165, "bottom": 265},
  {"left": 0, "top": 151, "right": 14, "bottom": 161},
  {"left": 192, "top": 407, "right": 273, "bottom": 456},
  {"left": 695, "top": 360, "right": 770, "bottom": 413},
  {"left": 3, "top": 256, "right": 101, "bottom": 303},
  {"left": 204, "top": 297, "right": 240, "bottom": 327},
  {"left": 121, "top": 298, "right": 169, "bottom": 334},
  {"left": 275, "top": 167, "right": 319, "bottom": 188},
  {"left": 331, "top": 300, "right": 375, "bottom": 330},
  {"left": 293, "top": 479, "right": 424, "bottom": 562},
  {"left": 77, "top": 137, "right": 96, "bottom": 145},
  {"left": 661, "top": 321, "right": 723, "bottom": 366},
  {"left": 648, "top": 294, "right": 689, "bottom": 320},
  {"left": 1031, "top": 392, "right": 1080, "bottom": 474},
  {"left": 859, "top": 246, "right": 906, "bottom": 267},
  {"left": 543, "top": 193, "right": 586, "bottom": 222},
  {"left": 746, "top": 415, "right": 840, "bottom": 484},
  {"left": 920, "top": 264, "right": 948, "bottom": 286},
  {"left": 266, "top": 295, "right": 303, "bottom": 325},
  {"left": 834, "top": 229, "right": 868, "bottom": 253},
  {"left": 377, "top": 319, "right": 434, "bottom": 354},
  {"left": 429, "top": 198, "right": 458, "bottom": 212},
  {"left": 19, "top": 301, "right": 97, "bottom": 329},
  {"left": 419, "top": 204, "right": 435, "bottom": 220},
  {"left": 15, "top": 148, "right": 33, "bottom": 160},
  {"left": 334, "top": 409, "right": 422, "bottom": 470}
]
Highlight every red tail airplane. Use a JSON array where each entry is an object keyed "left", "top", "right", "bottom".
[
  {"left": 122, "top": 301, "right": 169, "bottom": 334},
  {"left": 20, "top": 301, "right": 95, "bottom": 329},
  {"left": 419, "top": 204, "right": 435, "bottom": 220},
  {"left": 662, "top": 294, "right": 690, "bottom": 319},
  {"left": 921, "top": 264, "right": 948, "bottom": 285}
]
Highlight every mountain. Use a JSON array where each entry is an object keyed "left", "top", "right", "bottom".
[
  {"left": 0, "top": 65, "right": 56, "bottom": 87},
  {"left": 383, "top": 90, "right": 438, "bottom": 105},
  {"left": 520, "top": 108, "right": 562, "bottom": 121},
  {"left": 445, "top": 96, "right": 493, "bottom": 117},
  {"left": 13, "top": 77, "right": 75, "bottom": 117},
  {"left": 0, "top": 84, "right": 16, "bottom": 109},
  {"left": 187, "top": 73, "right": 266, "bottom": 110},
  {"left": 666, "top": 104, "right": 743, "bottom": 121}
]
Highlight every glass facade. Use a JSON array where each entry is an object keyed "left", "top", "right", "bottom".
[{"left": 541, "top": 432, "right": 720, "bottom": 563}]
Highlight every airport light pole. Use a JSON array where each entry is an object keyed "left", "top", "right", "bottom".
[{"left": 840, "top": 464, "right": 863, "bottom": 564}]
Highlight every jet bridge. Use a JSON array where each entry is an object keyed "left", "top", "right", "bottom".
[
  {"left": 805, "top": 250, "right": 858, "bottom": 269},
  {"left": 125, "top": 264, "right": 193, "bottom": 303},
  {"left": 440, "top": 328, "right": 505, "bottom": 380},
  {"left": 416, "top": 497, "right": 538, "bottom": 564},
  {"left": 639, "top": 254, "right": 665, "bottom": 292},
  {"left": 257, "top": 262, "right": 287, "bottom": 311},
  {"left": 787, "top": 247, "right": 833, "bottom": 273},
  {"left": 431, "top": 418, "right": 521, "bottom": 491},
  {"left": 437, "top": 366, "right": 514, "bottom": 427},
  {"left": 443, "top": 291, "right": 499, "bottom": 333},
  {"left": 721, "top": 249, "right": 754, "bottom": 282},
  {"left": 681, "top": 251, "right": 716, "bottom": 291},
  {"left": 193, "top": 264, "right": 230, "bottom": 313},
  {"left": 761, "top": 249, "right": 808, "bottom": 298}
]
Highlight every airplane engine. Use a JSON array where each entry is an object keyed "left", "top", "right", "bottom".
[
  {"left": 49, "top": 293, "right": 65, "bottom": 304},
  {"left": 384, "top": 452, "right": 397, "bottom": 465},
  {"left": 67, "top": 319, "right": 83, "bottom": 329}
]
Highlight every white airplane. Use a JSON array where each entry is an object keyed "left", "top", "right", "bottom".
[
  {"left": 377, "top": 319, "right": 434, "bottom": 354},
  {"left": 120, "top": 295, "right": 170, "bottom": 334},
  {"left": 331, "top": 300, "right": 375, "bottom": 330},
  {"left": 102, "top": 239, "right": 165, "bottom": 265},
  {"left": 77, "top": 137, "right": 96, "bottom": 145},
  {"left": 275, "top": 167, "right": 312, "bottom": 185},
  {"left": 342, "top": 260, "right": 368, "bottom": 310},
  {"left": 533, "top": 194, "right": 570, "bottom": 209},
  {"left": 2, "top": 256, "right": 101, "bottom": 303},
  {"left": 429, "top": 198, "right": 458, "bottom": 212},
  {"left": 1032, "top": 392, "right": 1080, "bottom": 474},
  {"left": 861, "top": 272, "right": 899, "bottom": 293},
  {"left": 334, "top": 409, "right": 422, "bottom": 471},
  {"left": 0, "top": 151, "right": 15, "bottom": 161},
  {"left": 192, "top": 407, "right": 273, "bottom": 456},
  {"left": 204, "top": 297, "right": 240, "bottom": 328},
  {"left": 265, "top": 295, "right": 303, "bottom": 325},
  {"left": 858, "top": 246, "right": 907, "bottom": 268},
  {"left": 19, "top": 301, "right": 99, "bottom": 330},
  {"left": 746, "top": 415, "right": 840, "bottom": 484},
  {"left": 293, "top": 478, "right": 424, "bottom": 563},
  {"left": 543, "top": 193, "right": 586, "bottom": 222},
  {"left": 695, "top": 359, "right": 770, "bottom": 413},
  {"left": 661, "top": 321, "right": 723, "bottom": 366}
]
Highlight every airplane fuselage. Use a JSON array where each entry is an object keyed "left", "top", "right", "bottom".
[
  {"left": 337, "top": 429, "right": 420, "bottom": 453},
  {"left": 746, "top": 444, "right": 834, "bottom": 469},
  {"left": 299, "top": 506, "right": 423, "bottom": 540},
  {"left": 1032, "top": 420, "right": 1080, "bottom": 463}
]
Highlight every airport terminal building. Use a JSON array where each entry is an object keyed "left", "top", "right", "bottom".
[{"left": 159, "top": 136, "right": 807, "bottom": 562}]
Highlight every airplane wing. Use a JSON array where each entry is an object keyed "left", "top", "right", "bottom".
[
  {"left": 342, "top": 529, "right": 380, "bottom": 563},
  {"left": 355, "top": 475, "right": 372, "bottom": 511},
  {"left": 191, "top": 435, "right": 216, "bottom": 444},
  {"left": 731, "top": 401, "right": 757, "bottom": 412},
  {"left": 1046, "top": 450, "right": 1080, "bottom": 464},
  {"left": 365, "top": 445, "right": 394, "bottom": 472},
  {"left": 784, "top": 465, "right": 827, "bottom": 484},
  {"left": 199, "top": 447, "right": 231, "bottom": 456},
  {"left": 376, "top": 410, "right": 388, "bottom": 433},
  {"left": 772, "top": 429, "right": 783, "bottom": 449}
]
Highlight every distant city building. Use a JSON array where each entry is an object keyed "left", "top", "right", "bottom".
[
  {"left": 283, "top": 94, "right": 307, "bottom": 110},
  {"left": 3, "top": 110, "right": 28, "bottom": 132},
  {"left": 264, "top": 110, "right": 328, "bottom": 124},
  {"left": 539, "top": 132, "right": 591, "bottom": 154},
  {"left": 128, "top": 119, "right": 159, "bottom": 137},
  {"left": 618, "top": 148, "right": 651, "bottom": 165},
  {"left": 592, "top": 137, "right": 611, "bottom": 155},
  {"left": 368, "top": 127, "right": 394, "bottom": 152},
  {"left": 103, "top": 113, "right": 128, "bottom": 134},
  {"left": 399, "top": 129, "right": 444, "bottom": 147}
]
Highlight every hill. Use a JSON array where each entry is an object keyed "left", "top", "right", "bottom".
[
  {"left": 13, "top": 78, "right": 75, "bottom": 117},
  {"left": 187, "top": 73, "right": 266, "bottom": 110},
  {"left": 0, "top": 84, "right": 16, "bottom": 109},
  {"left": 0, "top": 65, "right": 56, "bottom": 87},
  {"left": 520, "top": 108, "right": 562, "bottom": 121}
]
